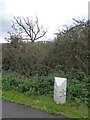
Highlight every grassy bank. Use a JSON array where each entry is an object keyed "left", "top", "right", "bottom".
[{"left": 2, "top": 90, "right": 88, "bottom": 118}]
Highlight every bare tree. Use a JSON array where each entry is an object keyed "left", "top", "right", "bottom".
[{"left": 9, "top": 16, "right": 47, "bottom": 43}]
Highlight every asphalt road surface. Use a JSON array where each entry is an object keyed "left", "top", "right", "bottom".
[{"left": 2, "top": 100, "right": 66, "bottom": 118}]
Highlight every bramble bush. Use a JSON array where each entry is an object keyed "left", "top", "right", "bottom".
[{"left": 66, "top": 69, "right": 88, "bottom": 104}]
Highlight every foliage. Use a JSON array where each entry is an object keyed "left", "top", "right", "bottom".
[
  {"left": 2, "top": 42, "right": 52, "bottom": 76},
  {"left": 49, "top": 19, "right": 89, "bottom": 73},
  {"left": 2, "top": 72, "right": 54, "bottom": 96},
  {"left": 66, "top": 69, "right": 89, "bottom": 104},
  {"left": 3, "top": 19, "right": 89, "bottom": 75},
  {"left": 2, "top": 70, "right": 88, "bottom": 104},
  {"left": 2, "top": 68, "right": 65, "bottom": 96}
]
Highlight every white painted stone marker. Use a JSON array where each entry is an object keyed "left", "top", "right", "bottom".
[{"left": 54, "top": 77, "right": 67, "bottom": 104}]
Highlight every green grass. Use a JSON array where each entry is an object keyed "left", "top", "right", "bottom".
[{"left": 2, "top": 90, "right": 88, "bottom": 118}]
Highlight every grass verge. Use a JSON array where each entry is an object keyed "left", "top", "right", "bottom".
[{"left": 2, "top": 90, "right": 88, "bottom": 118}]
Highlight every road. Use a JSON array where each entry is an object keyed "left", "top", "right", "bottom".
[{"left": 2, "top": 100, "right": 66, "bottom": 118}]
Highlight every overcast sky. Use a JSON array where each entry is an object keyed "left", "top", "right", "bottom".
[{"left": 0, "top": 0, "right": 89, "bottom": 43}]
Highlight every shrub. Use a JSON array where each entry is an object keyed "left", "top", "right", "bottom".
[{"left": 66, "top": 69, "right": 88, "bottom": 104}]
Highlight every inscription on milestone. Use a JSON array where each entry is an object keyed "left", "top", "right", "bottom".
[{"left": 59, "top": 89, "right": 66, "bottom": 97}]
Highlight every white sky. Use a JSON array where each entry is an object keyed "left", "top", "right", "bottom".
[{"left": 0, "top": 0, "right": 89, "bottom": 43}]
